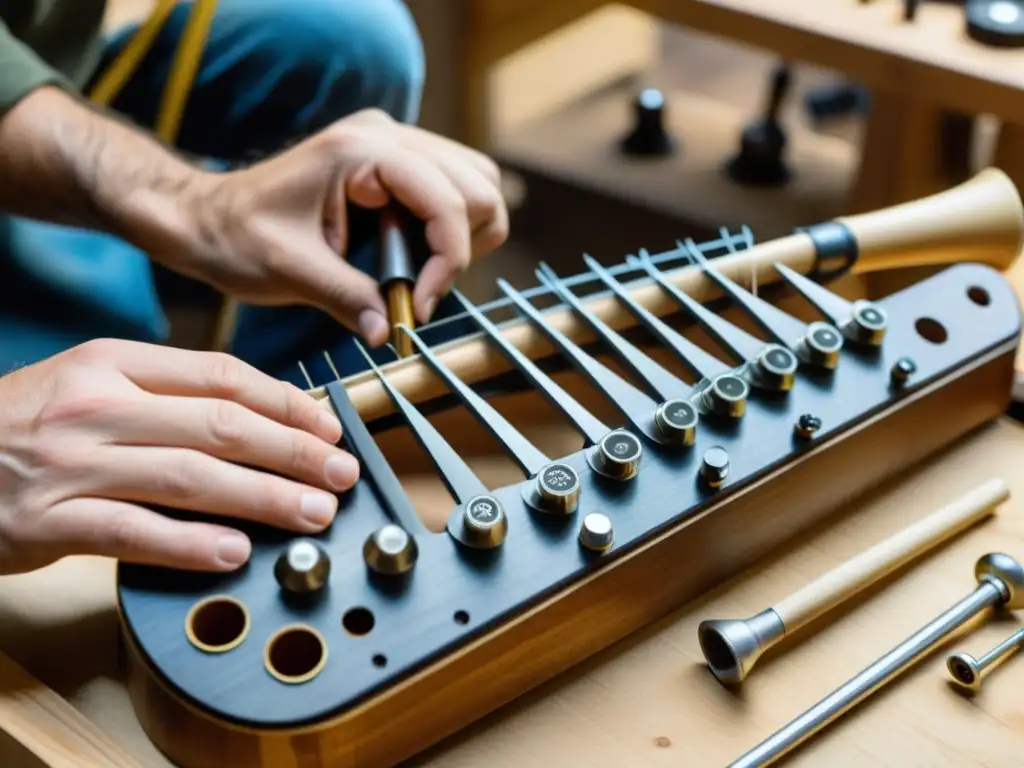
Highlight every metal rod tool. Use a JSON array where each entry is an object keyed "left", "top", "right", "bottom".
[
  {"left": 728, "top": 551, "right": 1024, "bottom": 767},
  {"left": 947, "top": 625, "right": 1024, "bottom": 693}
]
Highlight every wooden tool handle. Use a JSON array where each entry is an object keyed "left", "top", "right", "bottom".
[
  {"left": 772, "top": 477, "right": 1009, "bottom": 633},
  {"left": 311, "top": 168, "right": 1024, "bottom": 421}
]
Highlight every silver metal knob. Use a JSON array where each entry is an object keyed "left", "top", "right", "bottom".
[
  {"left": 804, "top": 321, "right": 844, "bottom": 369},
  {"left": 579, "top": 513, "right": 614, "bottom": 552},
  {"left": 534, "top": 462, "right": 581, "bottom": 515},
  {"left": 274, "top": 539, "right": 331, "bottom": 593},
  {"left": 363, "top": 524, "right": 418, "bottom": 575},
  {"left": 593, "top": 429, "right": 643, "bottom": 481},
  {"left": 755, "top": 345, "right": 798, "bottom": 390},
  {"left": 461, "top": 494, "right": 508, "bottom": 549},
  {"left": 654, "top": 398, "right": 699, "bottom": 445}
]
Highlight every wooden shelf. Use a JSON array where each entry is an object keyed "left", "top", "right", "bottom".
[{"left": 492, "top": 79, "right": 859, "bottom": 240}]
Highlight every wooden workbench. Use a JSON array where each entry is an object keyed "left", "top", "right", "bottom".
[{"left": 2, "top": 389, "right": 1024, "bottom": 766}]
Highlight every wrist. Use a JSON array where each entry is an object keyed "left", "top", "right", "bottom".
[{"left": 113, "top": 163, "right": 225, "bottom": 278}]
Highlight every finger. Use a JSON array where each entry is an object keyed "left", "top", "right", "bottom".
[
  {"left": 41, "top": 497, "right": 252, "bottom": 572},
  {"left": 345, "top": 141, "right": 472, "bottom": 280},
  {"left": 427, "top": 154, "right": 506, "bottom": 238},
  {"left": 82, "top": 340, "right": 343, "bottom": 444},
  {"left": 103, "top": 395, "right": 360, "bottom": 492},
  {"left": 394, "top": 123, "right": 503, "bottom": 187},
  {"left": 74, "top": 445, "right": 341, "bottom": 534},
  {"left": 471, "top": 201, "right": 510, "bottom": 259},
  {"left": 276, "top": 236, "right": 391, "bottom": 346}
]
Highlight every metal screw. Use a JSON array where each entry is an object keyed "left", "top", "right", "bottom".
[
  {"left": 890, "top": 356, "right": 917, "bottom": 387},
  {"left": 946, "top": 626, "right": 1024, "bottom": 693},
  {"left": 794, "top": 414, "right": 822, "bottom": 439}
]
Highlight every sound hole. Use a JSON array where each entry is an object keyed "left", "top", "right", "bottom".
[
  {"left": 343, "top": 607, "right": 375, "bottom": 636},
  {"left": 454, "top": 610, "right": 470, "bottom": 625},
  {"left": 915, "top": 317, "right": 948, "bottom": 344},
  {"left": 264, "top": 625, "right": 327, "bottom": 684},
  {"left": 967, "top": 286, "right": 991, "bottom": 306},
  {"left": 185, "top": 596, "right": 249, "bottom": 653}
]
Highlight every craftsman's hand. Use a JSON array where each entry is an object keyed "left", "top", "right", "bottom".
[
  {"left": 0, "top": 339, "right": 357, "bottom": 576},
  {"left": 167, "top": 108, "right": 508, "bottom": 346}
]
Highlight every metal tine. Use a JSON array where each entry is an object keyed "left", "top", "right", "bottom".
[
  {"left": 352, "top": 340, "right": 489, "bottom": 506},
  {"left": 535, "top": 262, "right": 693, "bottom": 403},
  {"left": 398, "top": 324, "right": 551, "bottom": 478},
  {"left": 496, "top": 278, "right": 663, "bottom": 443},
  {"left": 628, "top": 249, "right": 764, "bottom": 364},
  {"left": 681, "top": 237, "right": 809, "bottom": 349},
  {"left": 316, "top": 353, "right": 426, "bottom": 536},
  {"left": 581, "top": 253, "right": 732, "bottom": 383},
  {"left": 414, "top": 229, "right": 753, "bottom": 336},
  {"left": 773, "top": 262, "right": 856, "bottom": 327},
  {"left": 297, "top": 360, "right": 316, "bottom": 389},
  {"left": 451, "top": 288, "right": 609, "bottom": 447}
]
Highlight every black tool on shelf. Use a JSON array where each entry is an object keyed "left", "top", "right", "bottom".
[
  {"left": 725, "top": 61, "right": 793, "bottom": 187},
  {"left": 618, "top": 87, "right": 676, "bottom": 158},
  {"left": 966, "top": 0, "right": 1024, "bottom": 47}
]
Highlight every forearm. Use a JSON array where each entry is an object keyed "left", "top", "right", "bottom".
[{"left": 0, "top": 86, "right": 215, "bottom": 268}]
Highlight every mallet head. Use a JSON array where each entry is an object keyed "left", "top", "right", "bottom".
[
  {"left": 975, "top": 553, "right": 1024, "bottom": 609},
  {"left": 697, "top": 608, "right": 785, "bottom": 685},
  {"left": 946, "top": 652, "right": 983, "bottom": 693}
]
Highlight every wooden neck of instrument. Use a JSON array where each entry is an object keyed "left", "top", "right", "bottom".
[{"left": 309, "top": 168, "right": 1024, "bottom": 422}]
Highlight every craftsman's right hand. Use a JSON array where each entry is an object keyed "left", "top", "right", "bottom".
[
  {"left": 0, "top": 339, "right": 357, "bottom": 576},
  {"left": 148, "top": 108, "right": 508, "bottom": 347}
]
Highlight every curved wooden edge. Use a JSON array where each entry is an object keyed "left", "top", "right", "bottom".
[
  {"left": 0, "top": 648, "right": 142, "bottom": 768},
  {"left": 308, "top": 168, "right": 1024, "bottom": 423}
]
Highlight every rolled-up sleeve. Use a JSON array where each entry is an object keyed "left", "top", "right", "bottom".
[{"left": 0, "top": 21, "right": 70, "bottom": 117}]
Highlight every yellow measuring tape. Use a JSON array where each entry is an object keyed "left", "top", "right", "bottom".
[
  {"left": 89, "top": 0, "right": 237, "bottom": 350},
  {"left": 89, "top": 0, "right": 219, "bottom": 145}
]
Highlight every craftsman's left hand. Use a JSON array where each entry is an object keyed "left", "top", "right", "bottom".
[{"left": 167, "top": 108, "right": 508, "bottom": 345}]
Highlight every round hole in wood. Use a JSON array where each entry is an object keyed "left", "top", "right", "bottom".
[
  {"left": 342, "top": 607, "right": 375, "bottom": 636},
  {"left": 454, "top": 610, "right": 470, "bottom": 625},
  {"left": 967, "top": 285, "right": 991, "bottom": 306},
  {"left": 264, "top": 625, "right": 328, "bottom": 684},
  {"left": 372, "top": 653, "right": 387, "bottom": 668},
  {"left": 185, "top": 596, "right": 250, "bottom": 654},
  {"left": 915, "top": 317, "right": 948, "bottom": 344}
]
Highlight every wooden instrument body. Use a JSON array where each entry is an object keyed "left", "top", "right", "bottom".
[{"left": 118, "top": 259, "right": 1021, "bottom": 768}]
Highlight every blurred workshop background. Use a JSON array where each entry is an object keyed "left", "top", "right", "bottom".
[{"left": 105, "top": 0, "right": 1024, "bottom": 347}]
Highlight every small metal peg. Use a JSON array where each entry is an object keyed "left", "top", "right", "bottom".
[
  {"left": 364, "top": 524, "right": 418, "bottom": 575},
  {"left": 275, "top": 539, "right": 331, "bottom": 594},
  {"left": 700, "top": 446, "right": 730, "bottom": 488},
  {"left": 579, "top": 513, "right": 614, "bottom": 552},
  {"left": 890, "top": 356, "right": 917, "bottom": 387},
  {"left": 794, "top": 413, "right": 822, "bottom": 440}
]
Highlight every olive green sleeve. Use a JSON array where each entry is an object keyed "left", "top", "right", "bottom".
[{"left": 0, "top": 20, "right": 72, "bottom": 117}]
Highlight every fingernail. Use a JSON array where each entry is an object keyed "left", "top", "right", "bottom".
[
  {"left": 422, "top": 295, "right": 438, "bottom": 320},
  {"left": 216, "top": 533, "right": 251, "bottom": 568},
  {"left": 317, "top": 410, "right": 343, "bottom": 443},
  {"left": 301, "top": 491, "right": 337, "bottom": 529},
  {"left": 325, "top": 452, "right": 360, "bottom": 490},
  {"left": 358, "top": 310, "right": 389, "bottom": 344}
]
